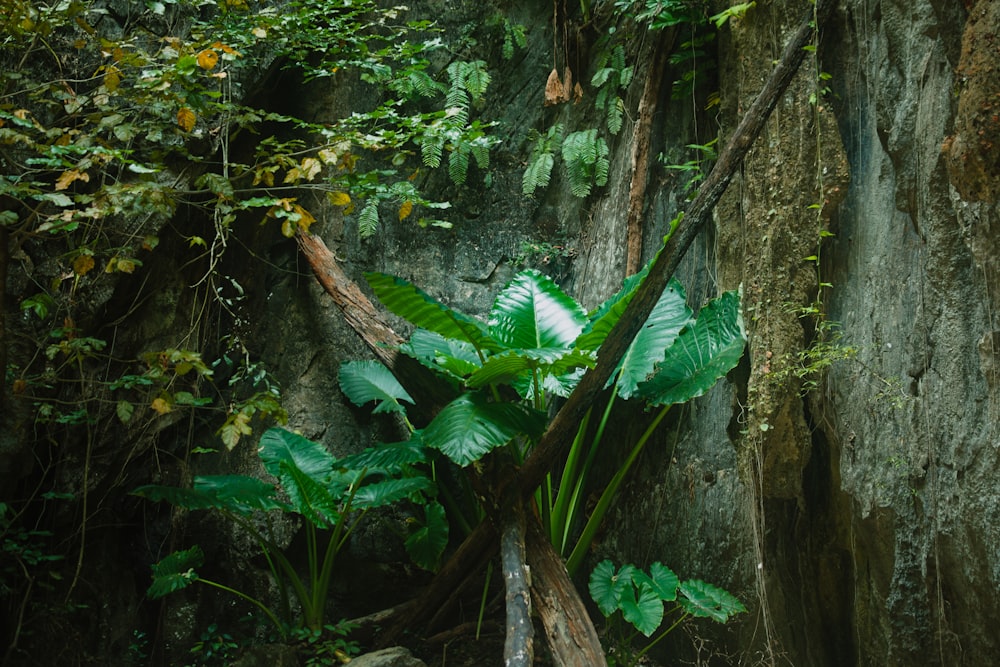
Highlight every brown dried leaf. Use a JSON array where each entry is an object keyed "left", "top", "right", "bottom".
[
  {"left": 177, "top": 106, "right": 196, "bottom": 132},
  {"left": 544, "top": 68, "right": 566, "bottom": 107}
]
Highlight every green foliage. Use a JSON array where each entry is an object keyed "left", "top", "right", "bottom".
[
  {"left": 589, "top": 559, "right": 746, "bottom": 666},
  {"left": 186, "top": 622, "right": 240, "bottom": 667},
  {"left": 522, "top": 124, "right": 564, "bottom": 196},
  {"left": 135, "top": 426, "right": 440, "bottom": 633},
  {"left": 561, "top": 129, "right": 610, "bottom": 198},
  {"left": 291, "top": 621, "right": 361, "bottom": 667},
  {"left": 591, "top": 44, "right": 633, "bottom": 135},
  {"left": 502, "top": 20, "right": 528, "bottom": 60},
  {"left": 359, "top": 267, "right": 744, "bottom": 577}
]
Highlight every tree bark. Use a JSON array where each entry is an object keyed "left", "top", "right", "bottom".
[
  {"left": 501, "top": 496, "right": 532, "bottom": 667},
  {"left": 625, "top": 31, "right": 674, "bottom": 277},
  {"left": 526, "top": 514, "right": 607, "bottom": 667},
  {"left": 296, "top": 231, "right": 454, "bottom": 424}
]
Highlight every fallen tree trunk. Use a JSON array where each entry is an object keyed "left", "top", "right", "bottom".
[
  {"left": 500, "top": 495, "right": 532, "bottom": 667},
  {"left": 526, "top": 513, "right": 607, "bottom": 667}
]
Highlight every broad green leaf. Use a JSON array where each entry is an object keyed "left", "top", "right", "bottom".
[
  {"left": 467, "top": 348, "right": 594, "bottom": 393},
  {"left": 620, "top": 582, "right": 664, "bottom": 637},
  {"left": 588, "top": 559, "right": 621, "bottom": 617},
  {"left": 638, "top": 290, "right": 745, "bottom": 407},
  {"left": 678, "top": 579, "right": 747, "bottom": 623},
  {"left": 488, "top": 270, "right": 587, "bottom": 351},
  {"left": 634, "top": 562, "right": 679, "bottom": 602},
  {"left": 281, "top": 463, "right": 340, "bottom": 527},
  {"left": 614, "top": 279, "right": 691, "bottom": 398},
  {"left": 338, "top": 435, "right": 427, "bottom": 473},
  {"left": 401, "top": 328, "right": 481, "bottom": 379},
  {"left": 405, "top": 500, "right": 448, "bottom": 571},
  {"left": 133, "top": 476, "right": 282, "bottom": 514},
  {"left": 422, "top": 393, "right": 545, "bottom": 466},
  {"left": 259, "top": 427, "right": 334, "bottom": 482},
  {"left": 352, "top": 476, "right": 434, "bottom": 509},
  {"left": 365, "top": 272, "right": 497, "bottom": 353},
  {"left": 338, "top": 360, "right": 414, "bottom": 415},
  {"left": 194, "top": 475, "right": 285, "bottom": 512},
  {"left": 148, "top": 546, "right": 203, "bottom": 599}
]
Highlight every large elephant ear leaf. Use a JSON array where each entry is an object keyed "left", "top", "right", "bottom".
[
  {"left": 637, "top": 290, "right": 745, "bottom": 407},
  {"left": 133, "top": 475, "right": 283, "bottom": 514},
  {"left": 338, "top": 360, "right": 414, "bottom": 416},
  {"left": 488, "top": 270, "right": 587, "bottom": 351},
  {"left": 614, "top": 278, "right": 691, "bottom": 399},
  {"left": 405, "top": 500, "right": 449, "bottom": 572},
  {"left": 365, "top": 272, "right": 496, "bottom": 352},
  {"left": 422, "top": 393, "right": 546, "bottom": 466},
  {"left": 148, "top": 546, "right": 203, "bottom": 599},
  {"left": 401, "top": 329, "right": 481, "bottom": 380},
  {"left": 678, "top": 579, "right": 747, "bottom": 623},
  {"left": 259, "top": 427, "right": 335, "bottom": 481}
]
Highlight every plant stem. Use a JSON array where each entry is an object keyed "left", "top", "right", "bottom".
[
  {"left": 633, "top": 609, "right": 690, "bottom": 661},
  {"left": 198, "top": 578, "right": 285, "bottom": 636}
]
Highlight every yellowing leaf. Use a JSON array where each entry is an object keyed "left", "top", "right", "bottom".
[
  {"left": 151, "top": 397, "right": 172, "bottom": 415},
  {"left": 196, "top": 49, "right": 219, "bottom": 70},
  {"left": 292, "top": 204, "right": 316, "bottom": 233},
  {"left": 72, "top": 254, "right": 95, "bottom": 276},
  {"left": 398, "top": 200, "right": 413, "bottom": 221},
  {"left": 283, "top": 167, "right": 302, "bottom": 184},
  {"left": 211, "top": 41, "right": 240, "bottom": 56},
  {"left": 116, "top": 258, "right": 137, "bottom": 273},
  {"left": 177, "top": 106, "right": 196, "bottom": 132},
  {"left": 252, "top": 26, "right": 267, "bottom": 39},
  {"left": 252, "top": 167, "right": 275, "bottom": 187},
  {"left": 220, "top": 411, "right": 253, "bottom": 450},
  {"left": 55, "top": 169, "right": 89, "bottom": 191},
  {"left": 300, "top": 157, "right": 322, "bottom": 181},
  {"left": 329, "top": 191, "right": 351, "bottom": 206},
  {"left": 281, "top": 219, "right": 295, "bottom": 237}
]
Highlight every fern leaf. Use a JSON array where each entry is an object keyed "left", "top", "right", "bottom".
[
  {"left": 421, "top": 135, "right": 444, "bottom": 168},
  {"left": 463, "top": 61, "right": 491, "bottom": 101},
  {"left": 522, "top": 152, "right": 555, "bottom": 195},
  {"left": 607, "top": 96, "right": 624, "bottom": 135},
  {"left": 448, "top": 146, "right": 470, "bottom": 185},
  {"left": 471, "top": 140, "right": 490, "bottom": 169},
  {"left": 359, "top": 201, "right": 380, "bottom": 238}
]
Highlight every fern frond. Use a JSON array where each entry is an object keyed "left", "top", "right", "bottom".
[
  {"left": 562, "top": 129, "right": 609, "bottom": 198},
  {"left": 462, "top": 61, "right": 491, "bottom": 102},
  {"left": 359, "top": 201, "right": 380, "bottom": 238},
  {"left": 448, "top": 146, "right": 470, "bottom": 185},
  {"left": 421, "top": 134, "right": 444, "bottom": 168},
  {"left": 607, "top": 96, "right": 624, "bottom": 135},
  {"left": 522, "top": 152, "right": 555, "bottom": 195}
]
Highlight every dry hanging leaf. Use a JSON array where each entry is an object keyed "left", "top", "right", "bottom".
[
  {"left": 544, "top": 68, "right": 565, "bottom": 107},
  {"left": 574, "top": 82, "right": 584, "bottom": 104},
  {"left": 562, "top": 67, "right": 573, "bottom": 103},
  {"left": 151, "top": 397, "right": 172, "bottom": 415},
  {"left": 72, "top": 254, "right": 95, "bottom": 276},
  {"left": 398, "top": 200, "right": 413, "bottom": 221}
]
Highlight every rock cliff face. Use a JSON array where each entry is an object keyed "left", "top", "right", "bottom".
[{"left": 3, "top": 0, "right": 997, "bottom": 664}]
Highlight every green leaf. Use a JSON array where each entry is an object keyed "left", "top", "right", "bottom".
[
  {"left": 366, "top": 272, "right": 497, "bottom": 353},
  {"left": 678, "top": 579, "right": 747, "bottom": 623},
  {"left": 488, "top": 270, "right": 587, "bottom": 351},
  {"left": 637, "top": 290, "right": 745, "bottom": 406},
  {"left": 588, "top": 559, "right": 622, "bottom": 617},
  {"left": 280, "top": 463, "right": 341, "bottom": 527},
  {"left": 133, "top": 476, "right": 282, "bottom": 514},
  {"left": 352, "top": 475, "right": 434, "bottom": 509},
  {"left": 405, "top": 500, "right": 448, "bottom": 571},
  {"left": 338, "top": 435, "right": 428, "bottom": 473},
  {"left": 338, "top": 360, "right": 414, "bottom": 415},
  {"left": 577, "top": 263, "right": 650, "bottom": 352},
  {"left": 621, "top": 582, "right": 664, "bottom": 637},
  {"left": 422, "top": 393, "right": 545, "bottom": 466},
  {"left": 147, "top": 546, "right": 203, "bottom": 599},
  {"left": 258, "top": 428, "right": 335, "bottom": 482},
  {"left": 401, "top": 328, "right": 482, "bottom": 380},
  {"left": 614, "top": 279, "right": 692, "bottom": 399},
  {"left": 635, "top": 562, "right": 679, "bottom": 602}
]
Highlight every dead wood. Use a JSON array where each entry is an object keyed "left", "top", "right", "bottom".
[
  {"left": 500, "top": 496, "right": 532, "bottom": 666},
  {"left": 625, "top": 30, "right": 675, "bottom": 277},
  {"left": 526, "top": 514, "right": 607, "bottom": 667}
]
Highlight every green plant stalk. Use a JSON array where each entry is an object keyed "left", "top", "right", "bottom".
[
  {"left": 566, "top": 403, "right": 671, "bottom": 576},
  {"left": 633, "top": 608, "right": 690, "bottom": 662},
  {"left": 547, "top": 407, "right": 592, "bottom": 552},
  {"left": 475, "top": 560, "right": 494, "bottom": 640},
  {"left": 553, "top": 384, "right": 618, "bottom": 557},
  {"left": 309, "top": 478, "right": 365, "bottom": 630},
  {"left": 197, "top": 577, "right": 285, "bottom": 636}
]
